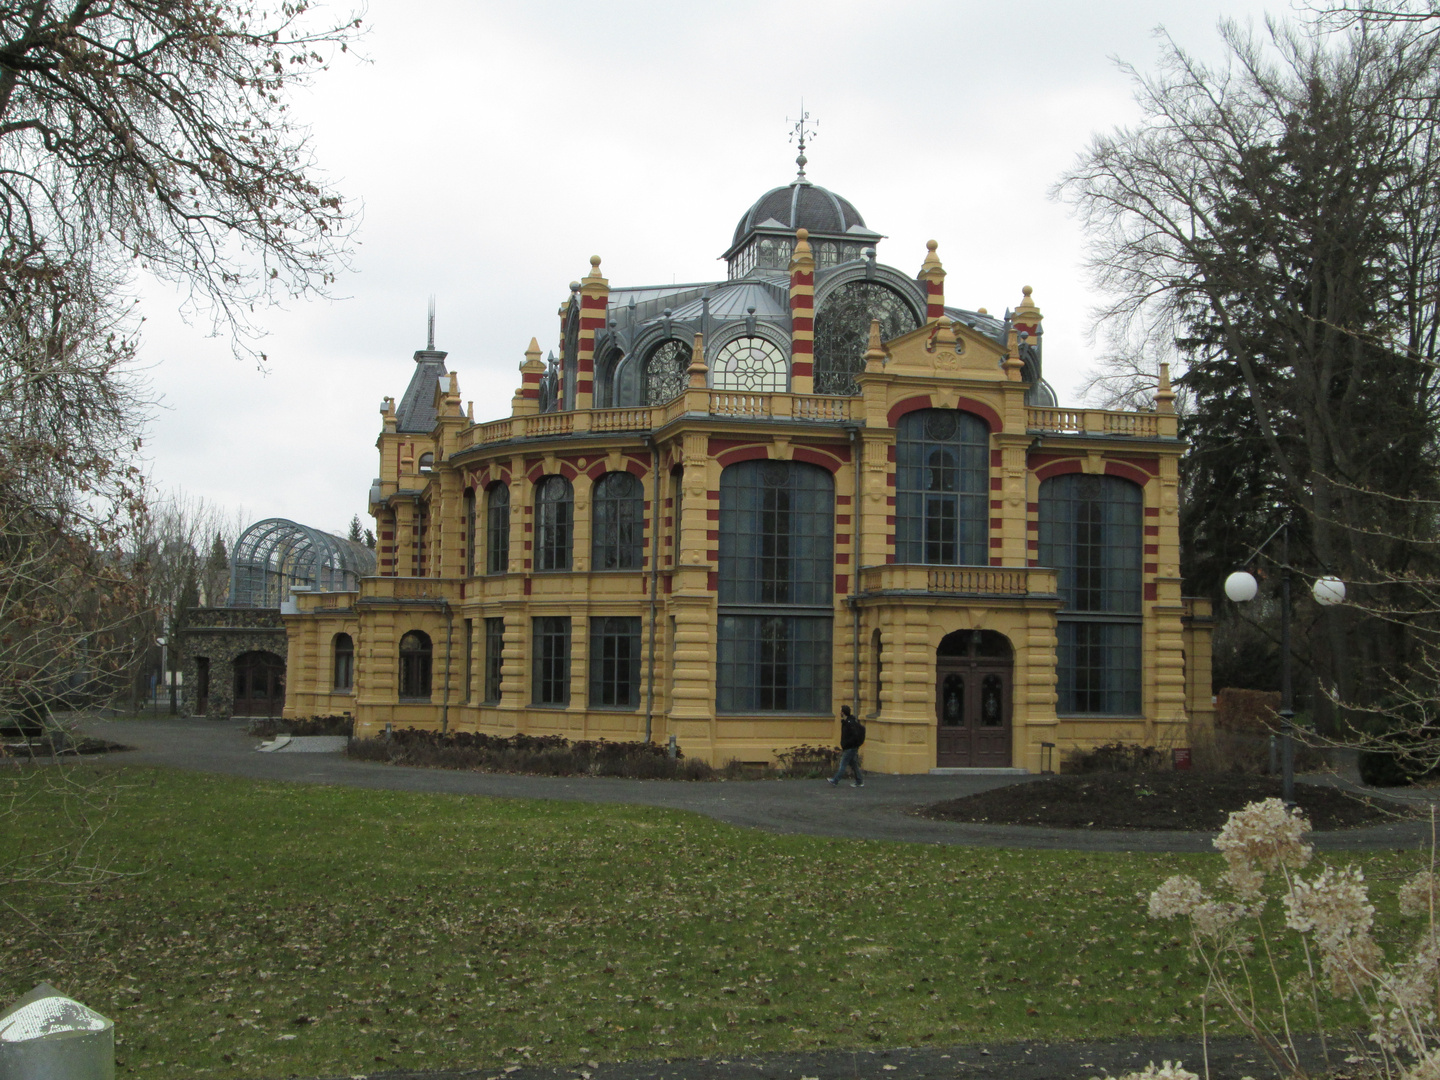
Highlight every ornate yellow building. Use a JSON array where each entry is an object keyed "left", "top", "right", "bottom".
[{"left": 282, "top": 166, "right": 1213, "bottom": 773}]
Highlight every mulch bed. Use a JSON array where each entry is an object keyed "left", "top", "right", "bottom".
[{"left": 917, "top": 771, "right": 1406, "bottom": 831}]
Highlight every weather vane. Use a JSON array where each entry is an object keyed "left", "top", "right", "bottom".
[{"left": 788, "top": 101, "right": 817, "bottom": 180}]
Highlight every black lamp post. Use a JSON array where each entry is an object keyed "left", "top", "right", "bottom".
[{"left": 1224, "top": 524, "right": 1346, "bottom": 806}]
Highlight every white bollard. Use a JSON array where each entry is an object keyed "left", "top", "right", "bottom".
[{"left": 0, "top": 982, "right": 114, "bottom": 1079}]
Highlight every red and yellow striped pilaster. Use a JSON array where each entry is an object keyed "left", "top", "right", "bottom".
[
  {"left": 789, "top": 228, "right": 815, "bottom": 395},
  {"left": 576, "top": 255, "right": 609, "bottom": 411},
  {"left": 515, "top": 337, "right": 544, "bottom": 414},
  {"left": 920, "top": 239, "right": 946, "bottom": 322}
]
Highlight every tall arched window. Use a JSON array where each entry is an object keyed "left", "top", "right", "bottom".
[
  {"left": 463, "top": 488, "right": 476, "bottom": 577},
  {"left": 644, "top": 339, "right": 691, "bottom": 404},
  {"left": 895, "top": 409, "right": 989, "bottom": 565},
  {"left": 399, "top": 630, "right": 433, "bottom": 700},
  {"left": 716, "top": 460, "right": 834, "bottom": 713},
  {"left": 712, "top": 336, "right": 787, "bottom": 393},
  {"left": 592, "top": 471, "right": 644, "bottom": 570},
  {"left": 1038, "top": 474, "right": 1143, "bottom": 715},
  {"left": 535, "top": 476, "right": 573, "bottom": 571},
  {"left": 813, "top": 281, "right": 921, "bottom": 395},
  {"left": 561, "top": 304, "right": 580, "bottom": 410},
  {"left": 333, "top": 633, "right": 354, "bottom": 691},
  {"left": 871, "top": 628, "right": 882, "bottom": 716},
  {"left": 486, "top": 483, "right": 510, "bottom": 574}
]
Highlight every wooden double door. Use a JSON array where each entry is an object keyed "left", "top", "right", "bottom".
[
  {"left": 935, "top": 631, "right": 1013, "bottom": 768},
  {"left": 233, "top": 651, "right": 285, "bottom": 718}
]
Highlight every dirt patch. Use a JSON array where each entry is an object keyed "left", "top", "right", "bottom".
[{"left": 917, "top": 772, "right": 1405, "bottom": 831}]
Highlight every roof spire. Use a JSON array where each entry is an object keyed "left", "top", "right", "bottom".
[
  {"left": 788, "top": 100, "right": 816, "bottom": 182},
  {"left": 426, "top": 295, "right": 436, "bottom": 351}
]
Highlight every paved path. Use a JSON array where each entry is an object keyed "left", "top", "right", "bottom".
[{"left": 71, "top": 717, "right": 1435, "bottom": 853}]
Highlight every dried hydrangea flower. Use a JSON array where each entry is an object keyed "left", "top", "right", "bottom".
[
  {"left": 1149, "top": 875, "right": 1206, "bottom": 920},
  {"left": 1400, "top": 872, "right": 1440, "bottom": 918},
  {"left": 1113, "top": 1061, "right": 1200, "bottom": 1080},
  {"left": 1214, "top": 798, "right": 1313, "bottom": 877}
]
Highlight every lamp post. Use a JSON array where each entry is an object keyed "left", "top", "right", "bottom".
[{"left": 1224, "top": 524, "right": 1346, "bottom": 806}]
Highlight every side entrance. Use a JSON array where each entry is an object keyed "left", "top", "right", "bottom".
[{"left": 935, "top": 629, "right": 1013, "bottom": 768}]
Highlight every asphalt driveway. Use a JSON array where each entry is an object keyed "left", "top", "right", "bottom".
[{"left": 72, "top": 716, "right": 1435, "bottom": 853}]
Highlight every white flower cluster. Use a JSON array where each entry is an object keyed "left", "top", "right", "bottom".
[
  {"left": 1214, "top": 798, "right": 1313, "bottom": 903},
  {"left": 1371, "top": 875, "right": 1440, "bottom": 1056},
  {"left": 1112, "top": 1061, "right": 1200, "bottom": 1080},
  {"left": 1284, "top": 866, "right": 1383, "bottom": 996},
  {"left": 1148, "top": 873, "right": 1244, "bottom": 939},
  {"left": 1400, "top": 872, "right": 1440, "bottom": 917}
]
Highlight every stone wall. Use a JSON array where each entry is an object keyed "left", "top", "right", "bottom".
[{"left": 176, "top": 607, "right": 287, "bottom": 719}]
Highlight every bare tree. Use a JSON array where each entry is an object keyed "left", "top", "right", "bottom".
[
  {"left": 0, "top": 0, "right": 360, "bottom": 356},
  {"left": 1057, "top": 18, "right": 1440, "bottom": 726}
]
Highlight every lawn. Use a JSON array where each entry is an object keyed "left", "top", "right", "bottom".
[{"left": 0, "top": 764, "right": 1422, "bottom": 1079}]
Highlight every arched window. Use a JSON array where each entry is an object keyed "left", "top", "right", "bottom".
[
  {"left": 712, "top": 336, "right": 788, "bottom": 393},
  {"left": 463, "top": 488, "right": 476, "bottom": 577},
  {"left": 486, "top": 483, "right": 510, "bottom": 575},
  {"left": 595, "top": 346, "right": 624, "bottom": 407},
  {"left": 1038, "top": 474, "right": 1143, "bottom": 715},
  {"left": 592, "top": 471, "right": 644, "bottom": 570},
  {"left": 561, "top": 304, "right": 580, "bottom": 410},
  {"left": 399, "top": 630, "right": 432, "bottom": 700},
  {"left": 535, "top": 476, "right": 573, "bottom": 571},
  {"left": 895, "top": 409, "right": 989, "bottom": 565},
  {"left": 716, "top": 460, "right": 834, "bottom": 713},
  {"left": 814, "top": 281, "right": 921, "bottom": 395},
  {"left": 418, "top": 452, "right": 435, "bottom": 474},
  {"left": 644, "top": 339, "right": 691, "bottom": 404},
  {"left": 333, "top": 633, "right": 354, "bottom": 691}
]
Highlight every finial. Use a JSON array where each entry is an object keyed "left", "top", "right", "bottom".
[
  {"left": 867, "top": 319, "right": 883, "bottom": 354},
  {"left": 788, "top": 101, "right": 817, "bottom": 181},
  {"left": 1157, "top": 361, "right": 1176, "bottom": 414},
  {"left": 687, "top": 332, "right": 708, "bottom": 389},
  {"left": 590, "top": 255, "right": 601, "bottom": 271},
  {"left": 427, "top": 294, "right": 436, "bottom": 350},
  {"left": 1022, "top": 285, "right": 1033, "bottom": 298},
  {"left": 790, "top": 227, "right": 814, "bottom": 271},
  {"left": 921, "top": 239, "right": 943, "bottom": 275},
  {"left": 978, "top": 307, "right": 988, "bottom": 315}
]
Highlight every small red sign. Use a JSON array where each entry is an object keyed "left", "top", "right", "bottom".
[{"left": 1173, "top": 747, "right": 1192, "bottom": 771}]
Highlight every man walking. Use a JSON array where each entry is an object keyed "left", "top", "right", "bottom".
[{"left": 828, "top": 704, "right": 865, "bottom": 788}]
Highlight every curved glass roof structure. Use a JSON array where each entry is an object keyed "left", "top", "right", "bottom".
[{"left": 229, "top": 518, "right": 376, "bottom": 608}]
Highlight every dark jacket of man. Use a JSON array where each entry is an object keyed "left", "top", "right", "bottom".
[{"left": 840, "top": 714, "right": 867, "bottom": 751}]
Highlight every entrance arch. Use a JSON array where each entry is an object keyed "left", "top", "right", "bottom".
[
  {"left": 936, "top": 630, "right": 1013, "bottom": 768},
  {"left": 233, "top": 650, "right": 285, "bottom": 717}
]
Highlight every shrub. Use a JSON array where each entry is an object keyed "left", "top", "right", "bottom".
[
  {"left": 247, "top": 715, "right": 354, "bottom": 739},
  {"left": 773, "top": 744, "right": 841, "bottom": 777},
  {"left": 1062, "top": 741, "right": 1168, "bottom": 774},
  {"left": 1148, "top": 799, "right": 1440, "bottom": 1080},
  {"left": 347, "top": 729, "right": 732, "bottom": 780}
]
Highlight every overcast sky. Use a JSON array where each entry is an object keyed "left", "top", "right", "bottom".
[{"left": 138, "top": 0, "right": 1291, "bottom": 538}]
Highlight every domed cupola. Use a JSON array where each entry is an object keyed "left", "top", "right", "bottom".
[{"left": 723, "top": 154, "right": 883, "bottom": 279}]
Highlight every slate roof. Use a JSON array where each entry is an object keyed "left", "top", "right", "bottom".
[{"left": 395, "top": 348, "right": 449, "bottom": 433}]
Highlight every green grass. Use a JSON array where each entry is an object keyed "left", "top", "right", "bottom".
[{"left": 0, "top": 764, "right": 1422, "bottom": 1079}]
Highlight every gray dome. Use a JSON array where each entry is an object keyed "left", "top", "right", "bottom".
[{"left": 731, "top": 181, "right": 867, "bottom": 248}]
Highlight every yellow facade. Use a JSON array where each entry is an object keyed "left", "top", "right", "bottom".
[{"left": 283, "top": 178, "right": 1213, "bottom": 772}]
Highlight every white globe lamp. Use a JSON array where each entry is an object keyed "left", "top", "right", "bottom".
[
  {"left": 1312, "top": 576, "right": 1346, "bottom": 607},
  {"left": 1223, "top": 571, "right": 1259, "bottom": 603}
]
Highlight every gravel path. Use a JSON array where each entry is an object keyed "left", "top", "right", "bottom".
[{"left": 74, "top": 717, "right": 1436, "bottom": 854}]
